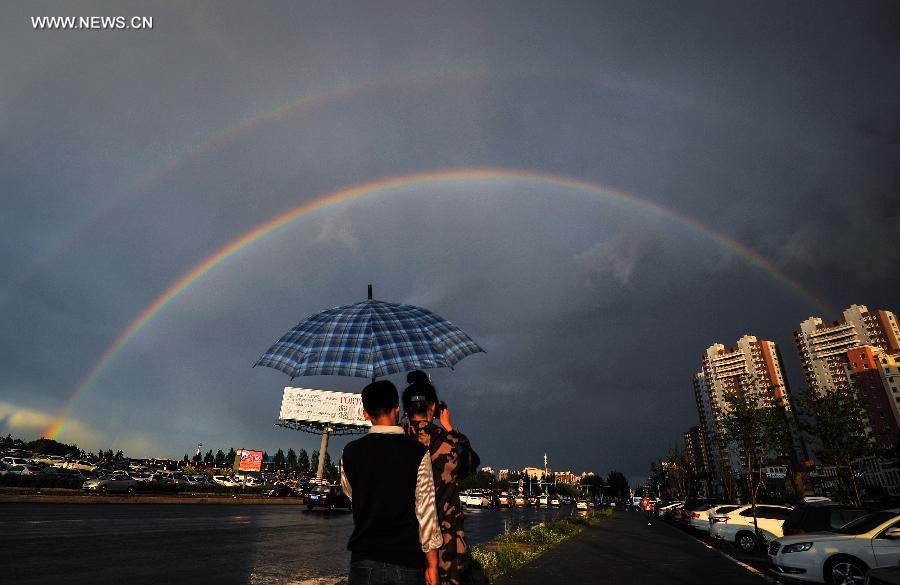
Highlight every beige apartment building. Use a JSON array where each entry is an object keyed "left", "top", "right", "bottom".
[
  {"left": 793, "top": 304, "right": 900, "bottom": 394},
  {"left": 693, "top": 335, "right": 793, "bottom": 496}
]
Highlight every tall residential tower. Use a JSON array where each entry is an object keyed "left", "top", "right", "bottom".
[{"left": 693, "top": 335, "right": 794, "bottom": 496}]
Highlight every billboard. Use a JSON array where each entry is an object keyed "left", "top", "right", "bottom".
[
  {"left": 234, "top": 449, "right": 264, "bottom": 473},
  {"left": 279, "top": 387, "right": 371, "bottom": 427}
]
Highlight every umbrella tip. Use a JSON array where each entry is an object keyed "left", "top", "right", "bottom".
[{"left": 368, "top": 284, "right": 373, "bottom": 300}]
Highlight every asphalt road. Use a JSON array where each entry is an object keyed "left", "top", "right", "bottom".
[
  {"left": 1, "top": 503, "right": 573, "bottom": 585},
  {"left": 503, "top": 509, "right": 771, "bottom": 585}
]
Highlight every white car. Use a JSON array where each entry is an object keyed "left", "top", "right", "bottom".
[
  {"left": 212, "top": 475, "right": 238, "bottom": 487},
  {"left": 63, "top": 459, "right": 99, "bottom": 472},
  {"left": 1, "top": 457, "right": 31, "bottom": 467},
  {"left": 709, "top": 504, "right": 793, "bottom": 551},
  {"left": 699, "top": 504, "right": 740, "bottom": 534},
  {"left": 656, "top": 501, "right": 684, "bottom": 518},
  {"left": 31, "top": 454, "right": 66, "bottom": 466},
  {"left": 233, "top": 474, "right": 262, "bottom": 487},
  {"left": 769, "top": 509, "right": 900, "bottom": 584},
  {"left": 465, "top": 491, "right": 491, "bottom": 507},
  {"left": 4, "top": 464, "right": 41, "bottom": 476}
]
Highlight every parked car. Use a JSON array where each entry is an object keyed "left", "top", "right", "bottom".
[
  {"left": 305, "top": 484, "right": 350, "bottom": 511},
  {"left": 680, "top": 500, "right": 727, "bottom": 532},
  {"left": 64, "top": 460, "right": 99, "bottom": 472},
  {"left": 4, "top": 464, "right": 41, "bottom": 476},
  {"left": 576, "top": 500, "right": 590, "bottom": 510},
  {"left": 658, "top": 501, "right": 684, "bottom": 519},
  {"left": 212, "top": 475, "right": 238, "bottom": 487},
  {"left": 782, "top": 502, "right": 869, "bottom": 537},
  {"left": 769, "top": 509, "right": 900, "bottom": 584},
  {"left": 515, "top": 495, "right": 527, "bottom": 507},
  {"left": 710, "top": 504, "right": 793, "bottom": 551},
  {"left": 82, "top": 475, "right": 139, "bottom": 493},
  {"left": 0, "top": 457, "right": 31, "bottom": 467},
  {"left": 263, "top": 483, "right": 297, "bottom": 497},
  {"left": 498, "top": 493, "right": 511, "bottom": 507},
  {"left": 31, "top": 455, "right": 66, "bottom": 466},
  {"left": 233, "top": 474, "right": 262, "bottom": 487},
  {"left": 550, "top": 496, "right": 561, "bottom": 507},
  {"left": 705, "top": 505, "right": 741, "bottom": 534}
]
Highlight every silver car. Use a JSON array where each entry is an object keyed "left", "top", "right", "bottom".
[{"left": 83, "top": 475, "right": 138, "bottom": 493}]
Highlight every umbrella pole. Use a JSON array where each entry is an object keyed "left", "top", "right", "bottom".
[{"left": 316, "top": 426, "right": 332, "bottom": 481}]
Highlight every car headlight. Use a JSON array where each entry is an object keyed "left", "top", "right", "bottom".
[{"left": 782, "top": 542, "right": 813, "bottom": 553}]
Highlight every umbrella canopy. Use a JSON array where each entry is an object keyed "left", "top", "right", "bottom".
[{"left": 253, "top": 299, "right": 484, "bottom": 379}]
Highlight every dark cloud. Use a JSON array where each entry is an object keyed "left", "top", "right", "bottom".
[{"left": 1, "top": 1, "right": 898, "bottom": 485}]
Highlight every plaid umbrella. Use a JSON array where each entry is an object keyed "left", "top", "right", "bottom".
[{"left": 253, "top": 299, "right": 484, "bottom": 379}]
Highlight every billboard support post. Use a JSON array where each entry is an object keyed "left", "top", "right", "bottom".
[{"left": 316, "top": 426, "right": 333, "bottom": 481}]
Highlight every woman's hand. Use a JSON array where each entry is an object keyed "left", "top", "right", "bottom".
[{"left": 438, "top": 404, "right": 454, "bottom": 432}]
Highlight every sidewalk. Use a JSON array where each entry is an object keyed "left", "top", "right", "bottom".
[{"left": 499, "top": 509, "right": 770, "bottom": 585}]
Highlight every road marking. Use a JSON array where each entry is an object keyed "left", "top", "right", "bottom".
[{"left": 689, "top": 536, "right": 777, "bottom": 583}]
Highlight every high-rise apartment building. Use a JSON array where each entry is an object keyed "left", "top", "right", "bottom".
[
  {"left": 684, "top": 425, "right": 710, "bottom": 476},
  {"left": 693, "top": 335, "right": 794, "bottom": 495},
  {"left": 844, "top": 346, "right": 900, "bottom": 448},
  {"left": 793, "top": 304, "right": 900, "bottom": 394}
]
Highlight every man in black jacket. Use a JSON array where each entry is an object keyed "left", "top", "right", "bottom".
[{"left": 341, "top": 380, "right": 442, "bottom": 585}]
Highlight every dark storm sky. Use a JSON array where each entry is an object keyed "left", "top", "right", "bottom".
[{"left": 1, "top": 1, "right": 898, "bottom": 485}]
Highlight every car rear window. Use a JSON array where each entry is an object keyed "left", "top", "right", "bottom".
[
  {"left": 837, "top": 512, "right": 898, "bottom": 535},
  {"left": 829, "top": 509, "right": 868, "bottom": 530},
  {"left": 741, "top": 506, "right": 791, "bottom": 519}
]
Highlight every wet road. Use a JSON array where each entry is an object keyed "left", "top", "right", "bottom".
[{"left": 1, "top": 504, "right": 575, "bottom": 584}]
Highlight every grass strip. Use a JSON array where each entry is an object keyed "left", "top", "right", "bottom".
[{"left": 470, "top": 508, "right": 612, "bottom": 582}]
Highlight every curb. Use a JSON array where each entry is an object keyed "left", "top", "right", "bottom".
[{"left": 687, "top": 533, "right": 777, "bottom": 583}]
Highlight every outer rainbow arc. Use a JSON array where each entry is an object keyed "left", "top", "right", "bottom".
[
  {"left": 12, "top": 69, "right": 492, "bottom": 293},
  {"left": 45, "top": 167, "right": 831, "bottom": 440}
]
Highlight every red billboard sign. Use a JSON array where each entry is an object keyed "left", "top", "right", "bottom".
[{"left": 236, "top": 449, "right": 263, "bottom": 472}]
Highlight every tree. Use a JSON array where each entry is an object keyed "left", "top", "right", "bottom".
[
  {"left": 664, "top": 444, "right": 693, "bottom": 499},
  {"left": 580, "top": 474, "right": 604, "bottom": 500},
  {"left": 286, "top": 448, "right": 298, "bottom": 472},
  {"left": 274, "top": 448, "right": 286, "bottom": 471},
  {"left": 298, "top": 449, "right": 310, "bottom": 475},
  {"left": 648, "top": 462, "right": 665, "bottom": 499},
  {"left": 605, "top": 470, "right": 630, "bottom": 500},
  {"left": 226, "top": 448, "right": 237, "bottom": 469},
  {"left": 459, "top": 470, "right": 496, "bottom": 491},
  {"left": 203, "top": 450, "right": 214, "bottom": 466},
  {"left": 311, "top": 450, "right": 319, "bottom": 476},
  {"left": 797, "top": 384, "right": 874, "bottom": 506},
  {"left": 114, "top": 450, "right": 124, "bottom": 461},
  {"left": 323, "top": 451, "right": 339, "bottom": 482},
  {"left": 183, "top": 454, "right": 189, "bottom": 463},
  {"left": 720, "top": 378, "right": 794, "bottom": 547},
  {"left": 214, "top": 449, "right": 225, "bottom": 467}
]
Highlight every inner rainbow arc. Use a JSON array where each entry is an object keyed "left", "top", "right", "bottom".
[{"left": 45, "top": 167, "right": 830, "bottom": 440}]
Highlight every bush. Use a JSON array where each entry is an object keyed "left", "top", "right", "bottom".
[{"left": 470, "top": 511, "right": 606, "bottom": 582}]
